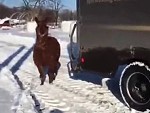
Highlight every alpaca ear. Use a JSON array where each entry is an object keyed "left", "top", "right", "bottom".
[{"left": 34, "top": 17, "right": 39, "bottom": 23}]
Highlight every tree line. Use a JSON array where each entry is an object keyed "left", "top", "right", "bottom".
[{"left": 0, "top": 0, "right": 76, "bottom": 24}]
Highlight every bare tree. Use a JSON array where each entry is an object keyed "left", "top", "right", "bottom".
[
  {"left": 41, "top": 0, "right": 63, "bottom": 25},
  {"left": 60, "top": 9, "right": 77, "bottom": 21},
  {"left": 20, "top": 0, "right": 64, "bottom": 22},
  {"left": 22, "top": 0, "right": 42, "bottom": 9},
  {"left": 51, "top": 0, "right": 64, "bottom": 25},
  {"left": 20, "top": 0, "right": 45, "bottom": 20}
]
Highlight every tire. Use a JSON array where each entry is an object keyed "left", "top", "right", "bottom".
[{"left": 119, "top": 62, "right": 150, "bottom": 111}]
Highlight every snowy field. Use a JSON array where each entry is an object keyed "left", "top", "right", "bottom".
[{"left": 0, "top": 26, "right": 146, "bottom": 113}]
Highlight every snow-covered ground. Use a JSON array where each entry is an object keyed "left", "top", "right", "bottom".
[{"left": 0, "top": 26, "right": 146, "bottom": 113}]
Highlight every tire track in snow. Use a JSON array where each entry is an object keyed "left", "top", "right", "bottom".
[
  {"left": 13, "top": 62, "right": 69, "bottom": 113},
  {"left": 49, "top": 53, "right": 131, "bottom": 112},
  {"left": 0, "top": 45, "right": 28, "bottom": 113},
  {"left": 7, "top": 46, "right": 34, "bottom": 112},
  {"left": 32, "top": 89, "right": 70, "bottom": 112},
  {"left": 53, "top": 76, "right": 130, "bottom": 113},
  {"left": 0, "top": 43, "right": 43, "bottom": 113},
  {"left": 15, "top": 60, "right": 103, "bottom": 113},
  {"left": 0, "top": 46, "right": 25, "bottom": 72},
  {"left": 12, "top": 50, "right": 130, "bottom": 113}
]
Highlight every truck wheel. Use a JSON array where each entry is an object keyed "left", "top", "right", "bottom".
[{"left": 119, "top": 62, "right": 150, "bottom": 111}]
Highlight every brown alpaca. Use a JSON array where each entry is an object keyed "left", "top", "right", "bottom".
[{"left": 33, "top": 17, "right": 60, "bottom": 85}]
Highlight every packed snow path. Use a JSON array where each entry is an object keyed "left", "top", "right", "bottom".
[{"left": 0, "top": 28, "right": 143, "bottom": 113}]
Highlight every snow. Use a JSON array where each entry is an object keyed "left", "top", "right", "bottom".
[
  {"left": 11, "top": 19, "right": 20, "bottom": 24},
  {"left": 0, "top": 17, "right": 10, "bottom": 24},
  {"left": 0, "top": 26, "right": 147, "bottom": 113},
  {"left": 27, "top": 22, "right": 37, "bottom": 33},
  {"left": 61, "top": 21, "right": 77, "bottom": 38},
  {"left": 1, "top": 26, "right": 12, "bottom": 30}
]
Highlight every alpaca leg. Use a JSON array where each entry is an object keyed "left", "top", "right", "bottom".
[
  {"left": 55, "top": 61, "right": 61, "bottom": 76},
  {"left": 41, "top": 74, "right": 46, "bottom": 85},
  {"left": 48, "top": 70, "right": 55, "bottom": 84},
  {"left": 37, "top": 65, "right": 46, "bottom": 85}
]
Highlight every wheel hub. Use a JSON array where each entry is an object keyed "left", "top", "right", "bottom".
[{"left": 126, "top": 72, "right": 150, "bottom": 105}]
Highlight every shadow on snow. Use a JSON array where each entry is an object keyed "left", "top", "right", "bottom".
[{"left": 67, "top": 42, "right": 127, "bottom": 106}]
